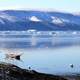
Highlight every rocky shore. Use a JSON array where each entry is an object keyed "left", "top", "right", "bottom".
[
  {"left": 0, "top": 62, "right": 80, "bottom": 80},
  {"left": 0, "top": 62, "right": 67, "bottom": 80}
]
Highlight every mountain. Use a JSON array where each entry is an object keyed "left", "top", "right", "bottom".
[{"left": 0, "top": 10, "right": 80, "bottom": 31}]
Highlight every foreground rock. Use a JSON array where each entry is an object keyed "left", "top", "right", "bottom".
[{"left": 0, "top": 62, "right": 67, "bottom": 80}]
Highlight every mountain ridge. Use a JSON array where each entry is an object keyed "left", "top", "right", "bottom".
[{"left": 0, "top": 10, "right": 80, "bottom": 31}]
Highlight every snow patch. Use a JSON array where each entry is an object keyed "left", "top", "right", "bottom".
[
  {"left": 0, "top": 19, "right": 5, "bottom": 24},
  {"left": 29, "top": 16, "right": 41, "bottom": 22},
  {"left": 61, "top": 18, "right": 69, "bottom": 23},
  {"left": 51, "top": 16, "right": 63, "bottom": 24},
  {"left": 0, "top": 13, "right": 17, "bottom": 22}
]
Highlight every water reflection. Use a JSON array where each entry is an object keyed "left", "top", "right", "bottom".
[
  {"left": 0, "top": 31, "right": 80, "bottom": 75},
  {"left": 0, "top": 45, "right": 80, "bottom": 75},
  {"left": 21, "top": 46, "right": 80, "bottom": 75}
]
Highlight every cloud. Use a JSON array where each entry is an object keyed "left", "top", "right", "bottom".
[{"left": 0, "top": 6, "right": 23, "bottom": 10}]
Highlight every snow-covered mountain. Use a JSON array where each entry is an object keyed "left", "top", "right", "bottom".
[{"left": 0, "top": 10, "right": 80, "bottom": 31}]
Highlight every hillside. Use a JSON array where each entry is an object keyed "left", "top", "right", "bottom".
[{"left": 0, "top": 10, "right": 80, "bottom": 31}]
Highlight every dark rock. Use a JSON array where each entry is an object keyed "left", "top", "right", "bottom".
[{"left": 0, "top": 62, "right": 67, "bottom": 80}]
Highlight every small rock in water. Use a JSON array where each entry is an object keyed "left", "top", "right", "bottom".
[{"left": 70, "top": 64, "right": 74, "bottom": 68}]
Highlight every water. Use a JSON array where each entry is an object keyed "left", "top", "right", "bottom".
[
  {"left": 0, "top": 46, "right": 80, "bottom": 75},
  {"left": 0, "top": 31, "right": 80, "bottom": 75},
  {"left": 21, "top": 46, "right": 80, "bottom": 75}
]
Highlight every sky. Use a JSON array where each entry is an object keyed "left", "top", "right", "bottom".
[{"left": 0, "top": 0, "right": 80, "bottom": 12}]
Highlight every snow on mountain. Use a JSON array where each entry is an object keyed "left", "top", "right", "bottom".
[
  {"left": 51, "top": 16, "right": 75, "bottom": 26},
  {"left": 0, "top": 19, "right": 5, "bottom": 24},
  {"left": 0, "top": 10, "right": 80, "bottom": 31},
  {"left": 0, "top": 12, "right": 17, "bottom": 22},
  {"left": 51, "top": 16, "right": 64, "bottom": 25},
  {"left": 29, "top": 16, "right": 41, "bottom": 22},
  {"left": 61, "top": 18, "right": 69, "bottom": 23}
]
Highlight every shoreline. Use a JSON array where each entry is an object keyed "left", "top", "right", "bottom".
[
  {"left": 0, "top": 62, "right": 67, "bottom": 80},
  {"left": 0, "top": 62, "right": 80, "bottom": 80}
]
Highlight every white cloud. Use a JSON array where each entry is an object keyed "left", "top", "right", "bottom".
[{"left": 0, "top": 6, "right": 23, "bottom": 10}]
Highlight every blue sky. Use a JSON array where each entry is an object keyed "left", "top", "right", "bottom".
[{"left": 0, "top": 0, "right": 80, "bottom": 12}]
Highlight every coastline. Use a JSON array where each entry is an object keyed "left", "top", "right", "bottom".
[
  {"left": 0, "top": 62, "right": 80, "bottom": 80},
  {"left": 0, "top": 62, "right": 67, "bottom": 80}
]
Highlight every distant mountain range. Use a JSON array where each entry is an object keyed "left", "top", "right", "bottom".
[{"left": 0, "top": 10, "right": 80, "bottom": 31}]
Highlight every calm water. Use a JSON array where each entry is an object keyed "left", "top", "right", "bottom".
[
  {"left": 0, "top": 45, "right": 80, "bottom": 75},
  {"left": 0, "top": 32, "right": 80, "bottom": 75}
]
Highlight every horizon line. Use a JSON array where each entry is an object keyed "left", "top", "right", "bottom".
[{"left": 0, "top": 8, "right": 79, "bottom": 14}]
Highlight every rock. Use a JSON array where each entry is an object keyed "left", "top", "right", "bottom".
[{"left": 0, "top": 62, "right": 67, "bottom": 80}]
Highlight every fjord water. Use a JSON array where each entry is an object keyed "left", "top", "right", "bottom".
[
  {"left": 21, "top": 46, "right": 80, "bottom": 75},
  {"left": 1, "top": 46, "right": 80, "bottom": 75},
  {"left": 0, "top": 31, "right": 80, "bottom": 75}
]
